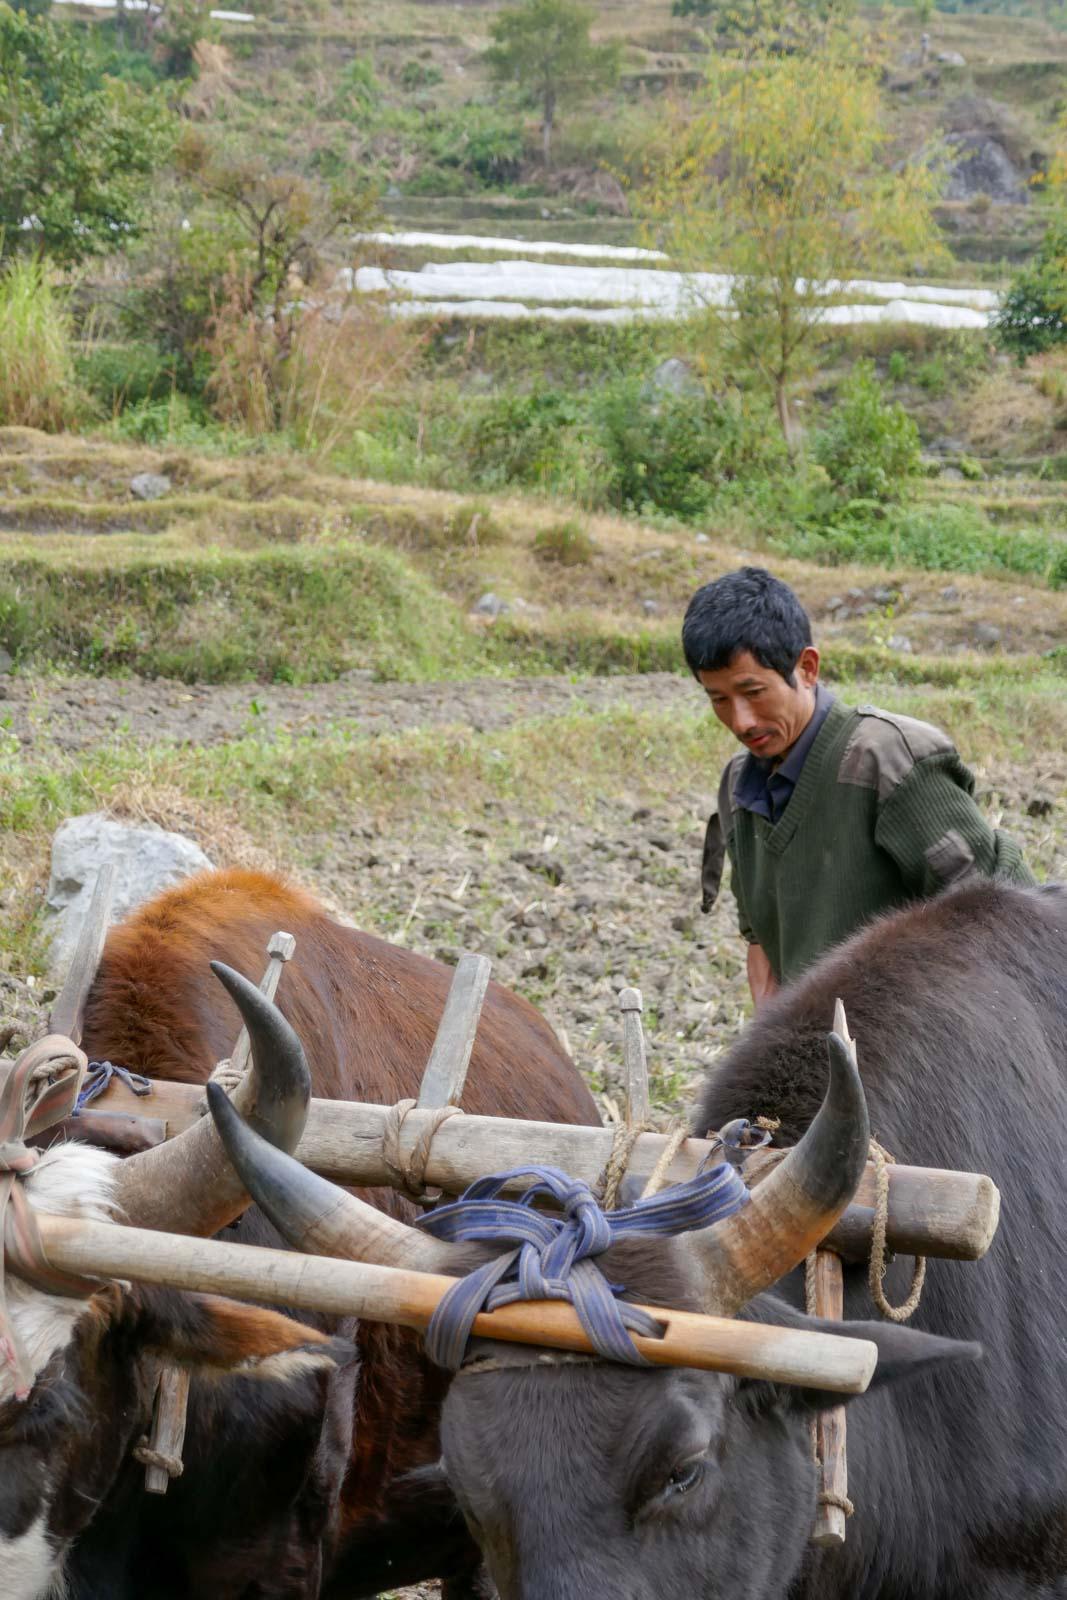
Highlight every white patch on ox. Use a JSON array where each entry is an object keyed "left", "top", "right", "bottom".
[
  {"left": 0, "top": 1513, "right": 66, "bottom": 1600},
  {"left": 1, "top": 1143, "right": 118, "bottom": 1408}
]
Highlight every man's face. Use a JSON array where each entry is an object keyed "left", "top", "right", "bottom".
[{"left": 697, "top": 647, "right": 819, "bottom": 760}]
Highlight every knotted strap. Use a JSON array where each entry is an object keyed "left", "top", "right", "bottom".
[
  {"left": 417, "top": 1159, "right": 750, "bottom": 1371},
  {"left": 76, "top": 1060, "right": 153, "bottom": 1111},
  {"left": 0, "top": 1036, "right": 98, "bottom": 1399}
]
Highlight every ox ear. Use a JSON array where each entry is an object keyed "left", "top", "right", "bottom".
[
  {"left": 131, "top": 1290, "right": 354, "bottom": 1384},
  {"left": 737, "top": 1300, "right": 982, "bottom": 1417}
]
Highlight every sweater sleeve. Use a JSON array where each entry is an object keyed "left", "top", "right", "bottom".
[
  {"left": 874, "top": 750, "right": 1034, "bottom": 896},
  {"left": 717, "top": 755, "right": 756, "bottom": 943}
]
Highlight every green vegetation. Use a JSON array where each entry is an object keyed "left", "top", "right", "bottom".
[
  {"left": 0, "top": 260, "right": 81, "bottom": 429},
  {"left": 485, "top": 0, "right": 620, "bottom": 165},
  {"left": 0, "top": 3, "right": 171, "bottom": 265}
]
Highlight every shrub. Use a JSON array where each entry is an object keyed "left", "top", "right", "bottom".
[
  {"left": 0, "top": 259, "right": 82, "bottom": 429},
  {"left": 77, "top": 341, "right": 179, "bottom": 412},
  {"left": 464, "top": 387, "right": 583, "bottom": 486},
  {"left": 595, "top": 378, "right": 785, "bottom": 518},
  {"left": 994, "top": 221, "right": 1067, "bottom": 360},
  {"left": 425, "top": 103, "right": 524, "bottom": 185},
  {"left": 332, "top": 57, "right": 382, "bottom": 121},
  {"left": 812, "top": 361, "right": 921, "bottom": 502},
  {"left": 533, "top": 519, "right": 596, "bottom": 564}
]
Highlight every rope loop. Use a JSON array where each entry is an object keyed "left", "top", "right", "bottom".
[
  {"left": 133, "top": 1438, "right": 185, "bottom": 1480},
  {"left": 416, "top": 1160, "right": 750, "bottom": 1371},
  {"left": 867, "top": 1138, "right": 926, "bottom": 1322},
  {"left": 381, "top": 1098, "right": 464, "bottom": 1204}
]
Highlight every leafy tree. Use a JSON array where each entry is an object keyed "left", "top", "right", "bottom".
[
  {"left": 813, "top": 360, "right": 921, "bottom": 500},
  {"left": 640, "top": 37, "right": 944, "bottom": 447},
  {"left": 485, "top": 0, "right": 620, "bottom": 166},
  {"left": 994, "top": 220, "right": 1067, "bottom": 359},
  {"left": 0, "top": 4, "right": 171, "bottom": 265}
]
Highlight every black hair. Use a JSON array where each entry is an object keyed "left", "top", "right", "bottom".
[{"left": 681, "top": 567, "right": 812, "bottom": 685}]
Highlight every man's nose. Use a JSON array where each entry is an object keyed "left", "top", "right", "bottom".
[{"left": 731, "top": 701, "right": 758, "bottom": 736}]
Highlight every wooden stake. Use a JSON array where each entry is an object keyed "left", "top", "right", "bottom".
[
  {"left": 810, "top": 998, "right": 857, "bottom": 1547},
  {"left": 618, "top": 988, "right": 650, "bottom": 1128},
  {"left": 417, "top": 952, "right": 491, "bottom": 1110},
  {"left": 49, "top": 865, "right": 115, "bottom": 1046},
  {"left": 810, "top": 1249, "right": 850, "bottom": 1547},
  {"left": 34, "top": 1213, "right": 879, "bottom": 1394}
]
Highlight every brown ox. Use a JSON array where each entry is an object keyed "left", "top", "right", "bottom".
[{"left": 8, "top": 867, "right": 596, "bottom": 1600}]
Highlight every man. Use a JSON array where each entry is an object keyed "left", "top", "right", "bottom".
[{"left": 683, "top": 566, "right": 1033, "bottom": 1006}]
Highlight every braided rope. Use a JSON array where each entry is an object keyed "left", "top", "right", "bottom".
[{"left": 804, "top": 1248, "right": 855, "bottom": 1522}]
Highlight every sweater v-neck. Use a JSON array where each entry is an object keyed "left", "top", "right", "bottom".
[{"left": 749, "top": 697, "right": 854, "bottom": 857}]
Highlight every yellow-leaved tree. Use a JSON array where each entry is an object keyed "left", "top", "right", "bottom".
[{"left": 641, "top": 36, "right": 945, "bottom": 447}]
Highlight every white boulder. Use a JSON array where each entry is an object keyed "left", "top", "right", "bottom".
[{"left": 46, "top": 814, "right": 212, "bottom": 976}]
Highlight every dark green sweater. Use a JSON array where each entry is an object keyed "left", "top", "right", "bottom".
[{"left": 716, "top": 698, "right": 1034, "bottom": 984}]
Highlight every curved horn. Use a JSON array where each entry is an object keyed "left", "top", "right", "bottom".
[
  {"left": 689, "top": 1029, "right": 870, "bottom": 1316},
  {"left": 205, "top": 1082, "right": 461, "bottom": 1273},
  {"left": 112, "top": 963, "right": 311, "bottom": 1237}
]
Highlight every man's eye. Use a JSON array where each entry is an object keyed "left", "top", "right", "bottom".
[{"left": 665, "top": 1459, "right": 705, "bottom": 1497}]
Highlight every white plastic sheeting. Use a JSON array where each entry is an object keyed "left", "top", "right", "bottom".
[
  {"left": 348, "top": 257, "right": 994, "bottom": 330},
  {"left": 52, "top": 0, "right": 255, "bottom": 18}
]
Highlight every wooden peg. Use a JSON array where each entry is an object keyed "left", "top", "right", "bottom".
[
  {"left": 618, "top": 987, "right": 650, "bottom": 1128},
  {"left": 141, "top": 1365, "right": 190, "bottom": 1496},
  {"left": 417, "top": 952, "right": 491, "bottom": 1110},
  {"left": 227, "top": 931, "right": 296, "bottom": 1079},
  {"left": 810, "top": 1248, "right": 850, "bottom": 1547}
]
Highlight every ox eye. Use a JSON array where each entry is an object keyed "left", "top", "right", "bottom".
[{"left": 665, "top": 1457, "right": 705, "bottom": 1497}]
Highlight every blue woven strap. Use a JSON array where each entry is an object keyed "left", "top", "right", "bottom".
[
  {"left": 75, "top": 1061, "right": 153, "bottom": 1112},
  {"left": 416, "top": 1157, "right": 751, "bottom": 1370}
]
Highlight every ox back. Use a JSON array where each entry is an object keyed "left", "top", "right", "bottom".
[
  {"left": 694, "top": 879, "right": 1067, "bottom": 1599},
  {"left": 69, "top": 867, "right": 598, "bottom": 1599}
]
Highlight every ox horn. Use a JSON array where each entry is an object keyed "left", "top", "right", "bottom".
[
  {"left": 205, "top": 1082, "right": 462, "bottom": 1274},
  {"left": 112, "top": 962, "right": 311, "bottom": 1237},
  {"left": 689, "top": 1026, "right": 870, "bottom": 1316}
]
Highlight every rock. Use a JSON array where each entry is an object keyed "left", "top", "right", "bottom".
[
  {"left": 937, "top": 49, "right": 966, "bottom": 66},
  {"left": 129, "top": 472, "right": 172, "bottom": 502},
  {"left": 940, "top": 584, "right": 960, "bottom": 602},
  {"left": 946, "top": 136, "right": 1026, "bottom": 204},
  {"left": 511, "top": 849, "right": 564, "bottom": 885},
  {"left": 649, "top": 358, "right": 702, "bottom": 398},
  {"left": 887, "top": 634, "right": 913, "bottom": 654},
  {"left": 695, "top": 532, "right": 710, "bottom": 545},
  {"left": 0, "top": 647, "right": 12, "bottom": 674},
  {"left": 871, "top": 586, "right": 897, "bottom": 606},
  {"left": 472, "top": 592, "right": 509, "bottom": 619},
  {"left": 641, "top": 599, "right": 660, "bottom": 616},
  {"left": 45, "top": 814, "right": 212, "bottom": 975},
  {"left": 827, "top": 596, "right": 845, "bottom": 612},
  {"left": 940, "top": 467, "right": 965, "bottom": 483},
  {"left": 973, "top": 623, "right": 1002, "bottom": 646}
]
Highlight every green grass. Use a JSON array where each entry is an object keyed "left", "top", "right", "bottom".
[{"left": 0, "top": 540, "right": 486, "bottom": 682}]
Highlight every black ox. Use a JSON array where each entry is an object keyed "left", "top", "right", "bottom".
[{"left": 221, "top": 878, "right": 1067, "bottom": 1600}]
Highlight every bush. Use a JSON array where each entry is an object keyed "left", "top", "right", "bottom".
[
  {"left": 77, "top": 341, "right": 179, "bottom": 412},
  {"left": 994, "top": 221, "right": 1067, "bottom": 360},
  {"left": 425, "top": 103, "right": 525, "bottom": 185},
  {"left": 533, "top": 519, "right": 596, "bottom": 564},
  {"left": 812, "top": 361, "right": 921, "bottom": 502},
  {"left": 596, "top": 378, "right": 785, "bottom": 518},
  {"left": 0, "top": 259, "right": 82, "bottom": 430}
]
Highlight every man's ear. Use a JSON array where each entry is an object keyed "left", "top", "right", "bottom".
[
  {"left": 738, "top": 1298, "right": 981, "bottom": 1417},
  {"left": 132, "top": 1289, "right": 354, "bottom": 1384}
]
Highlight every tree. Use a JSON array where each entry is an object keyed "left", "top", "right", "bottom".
[
  {"left": 640, "top": 38, "right": 944, "bottom": 447},
  {"left": 993, "top": 220, "right": 1067, "bottom": 359},
  {"left": 485, "top": 0, "right": 620, "bottom": 167},
  {"left": 0, "top": 4, "right": 171, "bottom": 265}
]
